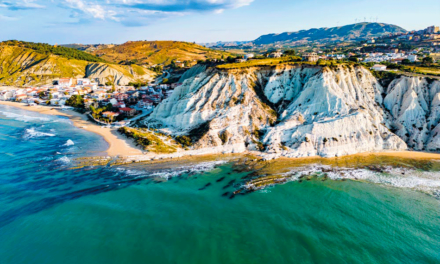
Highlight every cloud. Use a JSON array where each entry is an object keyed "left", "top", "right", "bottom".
[
  {"left": 63, "top": 0, "right": 253, "bottom": 25},
  {"left": 0, "top": 0, "right": 254, "bottom": 26},
  {"left": 0, "top": 0, "right": 44, "bottom": 10},
  {"left": 114, "top": 0, "right": 254, "bottom": 12},
  {"left": 63, "top": 0, "right": 118, "bottom": 21}
]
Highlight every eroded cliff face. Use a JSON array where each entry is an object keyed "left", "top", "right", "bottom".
[
  {"left": 383, "top": 77, "right": 440, "bottom": 151},
  {"left": 147, "top": 64, "right": 440, "bottom": 158},
  {"left": 85, "top": 63, "right": 155, "bottom": 85}
]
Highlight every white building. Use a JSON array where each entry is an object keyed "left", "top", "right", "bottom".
[
  {"left": 77, "top": 78, "right": 91, "bottom": 86},
  {"left": 244, "top": 54, "right": 255, "bottom": 60},
  {"left": 408, "top": 55, "right": 418, "bottom": 62},
  {"left": 371, "top": 65, "right": 387, "bottom": 71}
]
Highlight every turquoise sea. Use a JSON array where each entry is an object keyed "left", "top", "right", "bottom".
[{"left": 0, "top": 104, "right": 439, "bottom": 264}]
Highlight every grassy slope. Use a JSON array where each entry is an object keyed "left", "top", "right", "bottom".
[
  {"left": 0, "top": 45, "right": 89, "bottom": 86},
  {"left": 93, "top": 41, "right": 232, "bottom": 66},
  {"left": 0, "top": 44, "right": 156, "bottom": 86}
]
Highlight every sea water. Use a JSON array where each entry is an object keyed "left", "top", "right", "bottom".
[{"left": 0, "top": 104, "right": 439, "bottom": 264}]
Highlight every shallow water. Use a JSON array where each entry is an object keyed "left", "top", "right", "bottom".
[{"left": 0, "top": 105, "right": 439, "bottom": 264}]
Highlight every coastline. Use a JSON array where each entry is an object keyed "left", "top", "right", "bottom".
[
  {"left": 2, "top": 100, "right": 440, "bottom": 162},
  {"left": 0, "top": 101, "right": 144, "bottom": 157}
]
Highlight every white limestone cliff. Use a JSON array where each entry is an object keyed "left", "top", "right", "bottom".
[{"left": 147, "top": 64, "right": 440, "bottom": 158}]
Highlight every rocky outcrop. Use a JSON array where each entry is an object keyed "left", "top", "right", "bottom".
[
  {"left": 178, "top": 64, "right": 207, "bottom": 83},
  {"left": 85, "top": 63, "right": 155, "bottom": 85},
  {"left": 147, "top": 64, "right": 440, "bottom": 158},
  {"left": 383, "top": 77, "right": 440, "bottom": 151}
]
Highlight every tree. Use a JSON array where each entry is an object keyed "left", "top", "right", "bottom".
[
  {"left": 402, "top": 59, "right": 411, "bottom": 65},
  {"left": 284, "top": 50, "right": 296, "bottom": 56},
  {"left": 65, "top": 95, "right": 84, "bottom": 108},
  {"left": 348, "top": 56, "right": 359, "bottom": 63},
  {"left": 422, "top": 56, "right": 434, "bottom": 65},
  {"left": 38, "top": 91, "right": 45, "bottom": 98}
]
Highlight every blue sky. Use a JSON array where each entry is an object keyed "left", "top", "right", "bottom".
[{"left": 0, "top": 0, "right": 439, "bottom": 44}]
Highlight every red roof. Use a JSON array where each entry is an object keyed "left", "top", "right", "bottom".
[{"left": 119, "top": 107, "right": 135, "bottom": 112}]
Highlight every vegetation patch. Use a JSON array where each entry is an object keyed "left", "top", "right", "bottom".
[
  {"left": 118, "top": 127, "right": 177, "bottom": 153},
  {"left": 1, "top": 40, "right": 106, "bottom": 63}
]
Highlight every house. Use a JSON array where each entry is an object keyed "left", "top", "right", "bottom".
[
  {"left": 109, "top": 98, "right": 118, "bottom": 106},
  {"left": 0, "top": 91, "right": 13, "bottom": 101},
  {"left": 268, "top": 51, "right": 283, "bottom": 58},
  {"left": 77, "top": 78, "right": 91, "bottom": 86},
  {"left": 244, "top": 54, "right": 255, "bottom": 60},
  {"left": 302, "top": 53, "right": 319, "bottom": 62},
  {"left": 58, "top": 78, "right": 73, "bottom": 87},
  {"left": 235, "top": 58, "right": 246, "bottom": 63},
  {"left": 15, "top": 94, "right": 27, "bottom": 102},
  {"left": 391, "top": 58, "right": 405, "bottom": 64},
  {"left": 119, "top": 107, "right": 137, "bottom": 117},
  {"left": 102, "top": 111, "right": 120, "bottom": 119},
  {"left": 408, "top": 55, "right": 418, "bottom": 62},
  {"left": 371, "top": 65, "right": 387, "bottom": 71},
  {"left": 114, "top": 102, "right": 126, "bottom": 108},
  {"left": 137, "top": 98, "right": 154, "bottom": 108}
]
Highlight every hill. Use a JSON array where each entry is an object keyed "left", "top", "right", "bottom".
[
  {"left": 0, "top": 42, "right": 155, "bottom": 86},
  {"left": 253, "top": 22, "right": 407, "bottom": 45},
  {"left": 2, "top": 40, "right": 106, "bottom": 63},
  {"left": 91, "top": 41, "right": 232, "bottom": 66}
]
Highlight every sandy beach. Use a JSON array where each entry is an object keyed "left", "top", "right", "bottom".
[{"left": 0, "top": 101, "right": 144, "bottom": 157}]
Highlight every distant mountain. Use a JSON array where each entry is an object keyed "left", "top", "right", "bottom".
[
  {"left": 253, "top": 22, "right": 407, "bottom": 45},
  {"left": 199, "top": 41, "right": 252, "bottom": 48},
  {"left": 90, "top": 41, "right": 232, "bottom": 66}
]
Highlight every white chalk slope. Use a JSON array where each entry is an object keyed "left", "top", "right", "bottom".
[{"left": 148, "top": 64, "right": 440, "bottom": 158}]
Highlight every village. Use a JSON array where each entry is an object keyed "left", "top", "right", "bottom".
[
  {"left": 230, "top": 25, "right": 440, "bottom": 71},
  {"left": 0, "top": 77, "right": 180, "bottom": 126}
]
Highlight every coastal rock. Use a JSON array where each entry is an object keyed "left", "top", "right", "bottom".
[{"left": 147, "top": 64, "right": 440, "bottom": 158}]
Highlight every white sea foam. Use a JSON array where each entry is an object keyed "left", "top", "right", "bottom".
[
  {"left": 57, "top": 156, "right": 71, "bottom": 163},
  {"left": 115, "top": 160, "right": 226, "bottom": 180},
  {"left": 282, "top": 165, "right": 440, "bottom": 196},
  {"left": 23, "top": 127, "right": 56, "bottom": 139},
  {"left": 0, "top": 111, "right": 51, "bottom": 123},
  {"left": 63, "top": 139, "right": 75, "bottom": 146}
]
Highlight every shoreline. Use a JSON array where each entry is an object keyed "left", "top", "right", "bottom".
[
  {"left": 0, "top": 101, "right": 144, "bottom": 157},
  {"left": 2, "top": 100, "right": 440, "bottom": 163}
]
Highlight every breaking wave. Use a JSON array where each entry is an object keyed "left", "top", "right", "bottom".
[
  {"left": 0, "top": 111, "right": 52, "bottom": 123},
  {"left": 63, "top": 139, "right": 75, "bottom": 147},
  {"left": 23, "top": 127, "right": 56, "bottom": 139},
  {"left": 282, "top": 165, "right": 440, "bottom": 197},
  {"left": 115, "top": 161, "right": 226, "bottom": 180},
  {"left": 57, "top": 156, "right": 71, "bottom": 164}
]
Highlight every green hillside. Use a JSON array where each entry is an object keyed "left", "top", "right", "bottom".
[
  {"left": 92, "top": 40, "right": 232, "bottom": 66},
  {"left": 0, "top": 43, "right": 155, "bottom": 86},
  {"left": 2, "top": 40, "right": 106, "bottom": 63}
]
